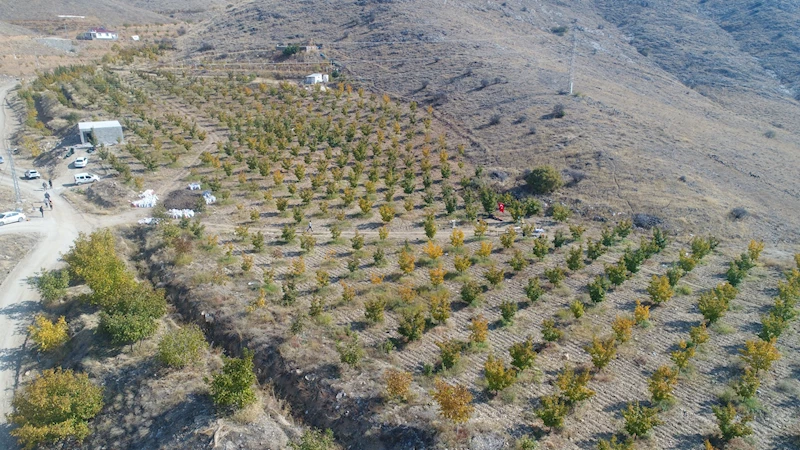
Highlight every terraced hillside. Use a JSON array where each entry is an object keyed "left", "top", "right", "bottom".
[
  {"left": 180, "top": 0, "right": 800, "bottom": 245},
  {"left": 14, "top": 46, "right": 798, "bottom": 448}
]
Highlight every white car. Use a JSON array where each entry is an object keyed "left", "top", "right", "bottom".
[
  {"left": 0, "top": 211, "right": 26, "bottom": 225},
  {"left": 74, "top": 157, "right": 88, "bottom": 168},
  {"left": 24, "top": 170, "right": 41, "bottom": 179},
  {"left": 74, "top": 173, "right": 99, "bottom": 185}
]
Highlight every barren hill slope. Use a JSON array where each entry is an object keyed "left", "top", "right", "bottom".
[
  {"left": 0, "top": 0, "right": 227, "bottom": 25},
  {"left": 185, "top": 0, "right": 800, "bottom": 245}
]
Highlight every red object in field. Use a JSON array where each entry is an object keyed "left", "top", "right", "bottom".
[{"left": 498, "top": 202, "right": 505, "bottom": 213}]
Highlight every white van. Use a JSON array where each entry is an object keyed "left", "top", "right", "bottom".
[{"left": 74, "top": 173, "right": 99, "bottom": 185}]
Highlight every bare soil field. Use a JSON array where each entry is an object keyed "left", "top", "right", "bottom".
[{"left": 0, "top": 234, "right": 38, "bottom": 281}]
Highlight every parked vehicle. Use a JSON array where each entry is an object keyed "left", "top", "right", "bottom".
[
  {"left": 74, "top": 157, "right": 89, "bottom": 168},
  {"left": 74, "top": 173, "right": 99, "bottom": 185},
  {"left": 24, "top": 170, "right": 41, "bottom": 179},
  {"left": 0, "top": 211, "right": 26, "bottom": 225}
]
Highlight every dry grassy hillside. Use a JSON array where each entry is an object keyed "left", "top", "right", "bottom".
[
  {"left": 0, "top": 0, "right": 226, "bottom": 24},
  {"left": 183, "top": 0, "right": 800, "bottom": 245}
]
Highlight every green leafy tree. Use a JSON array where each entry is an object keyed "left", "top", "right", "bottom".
[
  {"left": 9, "top": 368, "right": 104, "bottom": 449},
  {"left": 622, "top": 401, "right": 662, "bottom": 439},
  {"left": 252, "top": 231, "right": 265, "bottom": 252},
  {"left": 364, "top": 297, "right": 386, "bottom": 323},
  {"left": 524, "top": 278, "right": 544, "bottom": 302},
  {"left": 432, "top": 379, "right": 474, "bottom": 424},
  {"left": 690, "top": 236, "right": 713, "bottom": 260},
  {"left": 586, "top": 238, "right": 606, "bottom": 261},
  {"left": 536, "top": 394, "right": 569, "bottom": 430},
  {"left": 485, "top": 264, "right": 505, "bottom": 287},
  {"left": 614, "top": 219, "right": 633, "bottom": 238},
  {"left": 541, "top": 319, "right": 563, "bottom": 342},
  {"left": 758, "top": 310, "right": 788, "bottom": 342},
  {"left": 647, "top": 275, "right": 674, "bottom": 304},
  {"left": 500, "top": 227, "right": 517, "bottom": 249},
  {"left": 437, "top": 340, "right": 463, "bottom": 370},
  {"left": 526, "top": 166, "right": 563, "bottom": 194},
  {"left": 208, "top": 348, "right": 257, "bottom": 409},
  {"left": 622, "top": 247, "right": 645, "bottom": 273},
  {"left": 588, "top": 276, "right": 609, "bottom": 303},
  {"left": 509, "top": 249, "right": 528, "bottom": 271},
  {"left": 500, "top": 300, "right": 517, "bottom": 325},
  {"left": 337, "top": 337, "right": 365, "bottom": 368},
  {"left": 648, "top": 365, "right": 678, "bottom": 403},
  {"left": 63, "top": 230, "right": 135, "bottom": 307},
  {"left": 666, "top": 266, "right": 684, "bottom": 287},
  {"left": 651, "top": 228, "right": 668, "bottom": 251},
  {"left": 398, "top": 308, "right": 426, "bottom": 341},
  {"left": 556, "top": 365, "right": 595, "bottom": 404},
  {"left": 739, "top": 338, "right": 780, "bottom": 375},
  {"left": 698, "top": 290, "right": 729, "bottom": 324},
  {"left": 570, "top": 300, "right": 585, "bottom": 319},
  {"left": 157, "top": 325, "right": 209, "bottom": 368},
  {"left": 689, "top": 322, "right": 710, "bottom": 348},
  {"left": 566, "top": 245, "right": 584, "bottom": 271},
  {"left": 509, "top": 337, "right": 537, "bottom": 371},
  {"left": 28, "top": 315, "right": 69, "bottom": 353},
  {"left": 544, "top": 266, "right": 566, "bottom": 287},
  {"left": 605, "top": 261, "right": 628, "bottom": 286},
  {"left": 550, "top": 204, "right": 571, "bottom": 222},
  {"left": 460, "top": 280, "right": 482, "bottom": 306},
  {"left": 484, "top": 354, "right": 517, "bottom": 393},
  {"left": 33, "top": 268, "right": 70, "bottom": 304},
  {"left": 670, "top": 340, "right": 695, "bottom": 373},
  {"left": 713, "top": 403, "right": 753, "bottom": 442},
  {"left": 99, "top": 284, "right": 167, "bottom": 345},
  {"left": 532, "top": 236, "right": 550, "bottom": 260},
  {"left": 281, "top": 225, "right": 296, "bottom": 243},
  {"left": 569, "top": 224, "right": 586, "bottom": 240},
  {"left": 423, "top": 213, "right": 437, "bottom": 240},
  {"left": 585, "top": 336, "right": 617, "bottom": 370},
  {"left": 677, "top": 251, "right": 697, "bottom": 273}
]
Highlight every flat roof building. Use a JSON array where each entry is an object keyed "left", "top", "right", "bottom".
[
  {"left": 77, "top": 120, "right": 124, "bottom": 145},
  {"left": 304, "top": 73, "right": 329, "bottom": 85}
]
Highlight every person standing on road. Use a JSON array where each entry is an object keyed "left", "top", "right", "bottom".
[
  {"left": 39, "top": 205, "right": 44, "bottom": 217},
  {"left": 48, "top": 179, "right": 53, "bottom": 189},
  {"left": 42, "top": 181, "right": 47, "bottom": 191},
  {"left": 307, "top": 221, "right": 313, "bottom": 233},
  {"left": 49, "top": 199, "right": 53, "bottom": 209}
]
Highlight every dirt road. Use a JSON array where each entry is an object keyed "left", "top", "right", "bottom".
[{"left": 0, "top": 80, "right": 144, "bottom": 448}]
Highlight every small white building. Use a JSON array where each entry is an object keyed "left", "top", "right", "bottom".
[
  {"left": 77, "top": 120, "right": 124, "bottom": 145},
  {"left": 304, "top": 73, "right": 329, "bottom": 85},
  {"left": 83, "top": 27, "right": 118, "bottom": 40}
]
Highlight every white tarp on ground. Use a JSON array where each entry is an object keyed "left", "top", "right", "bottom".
[
  {"left": 137, "top": 217, "right": 160, "bottom": 225},
  {"left": 203, "top": 191, "right": 216, "bottom": 205},
  {"left": 131, "top": 189, "right": 158, "bottom": 208},
  {"left": 168, "top": 209, "right": 195, "bottom": 219},
  {"left": 188, "top": 183, "right": 201, "bottom": 190}
]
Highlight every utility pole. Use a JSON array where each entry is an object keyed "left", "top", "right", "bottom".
[{"left": 568, "top": 26, "right": 577, "bottom": 95}]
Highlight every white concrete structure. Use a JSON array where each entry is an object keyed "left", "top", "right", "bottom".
[
  {"left": 304, "top": 73, "right": 329, "bottom": 85},
  {"left": 77, "top": 120, "right": 123, "bottom": 145},
  {"left": 83, "top": 27, "right": 118, "bottom": 40}
]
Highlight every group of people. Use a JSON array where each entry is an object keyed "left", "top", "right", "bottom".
[{"left": 39, "top": 180, "right": 54, "bottom": 217}]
